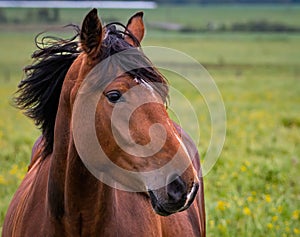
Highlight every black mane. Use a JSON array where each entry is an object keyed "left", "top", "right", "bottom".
[
  {"left": 15, "top": 25, "right": 81, "bottom": 157},
  {"left": 15, "top": 22, "right": 168, "bottom": 158}
]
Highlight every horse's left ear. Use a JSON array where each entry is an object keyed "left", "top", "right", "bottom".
[
  {"left": 80, "top": 8, "right": 103, "bottom": 57},
  {"left": 125, "top": 12, "right": 145, "bottom": 46}
]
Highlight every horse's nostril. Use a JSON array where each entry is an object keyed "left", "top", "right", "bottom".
[{"left": 166, "top": 174, "right": 187, "bottom": 202}]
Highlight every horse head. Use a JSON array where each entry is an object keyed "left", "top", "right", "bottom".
[{"left": 62, "top": 9, "right": 200, "bottom": 216}]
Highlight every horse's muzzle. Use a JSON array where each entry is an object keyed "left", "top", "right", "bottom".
[{"left": 148, "top": 178, "right": 199, "bottom": 216}]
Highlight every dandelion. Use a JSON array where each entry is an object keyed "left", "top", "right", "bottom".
[
  {"left": 240, "top": 165, "right": 247, "bottom": 172},
  {"left": 244, "top": 160, "right": 250, "bottom": 167},
  {"left": 0, "top": 174, "right": 7, "bottom": 185},
  {"left": 267, "top": 223, "right": 273, "bottom": 229},
  {"left": 292, "top": 210, "right": 299, "bottom": 220},
  {"left": 272, "top": 216, "right": 278, "bottom": 222},
  {"left": 247, "top": 196, "right": 254, "bottom": 202},
  {"left": 9, "top": 164, "right": 18, "bottom": 175},
  {"left": 216, "top": 201, "right": 230, "bottom": 211},
  {"left": 243, "top": 207, "right": 251, "bottom": 216},
  {"left": 209, "top": 220, "right": 215, "bottom": 228},
  {"left": 294, "top": 228, "right": 300, "bottom": 234},
  {"left": 264, "top": 194, "right": 272, "bottom": 203}
]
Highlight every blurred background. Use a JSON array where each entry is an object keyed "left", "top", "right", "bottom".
[{"left": 0, "top": 0, "right": 299, "bottom": 236}]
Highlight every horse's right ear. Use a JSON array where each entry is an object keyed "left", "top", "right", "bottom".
[
  {"left": 80, "top": 8, "right": 103, "bottom": 57},
  {"left": 125, "top": 12, "right": 145, "bottom": 47}
]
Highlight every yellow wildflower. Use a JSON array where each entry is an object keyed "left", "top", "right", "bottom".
[
  {"left": 265, "top": 194, "right": 272, "bottom": 203},
  {"left": 244, "top": 160, "right": 250, "bottom": 167},
  {"left": 277, "top": 205, "right": 283, "bottom": 213},
  {"left": 292, "top": 210, "right": 299, "bottom": 220},
  {"left": 247, "top": 196, "right": 254, "bottom": 202},
  {"left": 216, "top": 201, "right": 230, "bottom": 211},
  {"left": 294, "top": 228, "right": 300, "bottom": 234},
  {"left": 209, "top": 220, "right": 215, "bottom": 228},
  {"left": 240, "top": 165, "right": 247, "bottom": 172},
  {"left": 0, "top": 174, "right": 7, "bottom": 185},
  {"left": 272, "top": 216, "right": 278, "bottom": 222},
  {"left": 243, "top": 207, "right": 251, "bottom": 216},
  {"left": 9, "top": 164, "right": 18, "bottom": 175},
  {"left": 267, "top": 223, "right": 273, "bottom": 229}
]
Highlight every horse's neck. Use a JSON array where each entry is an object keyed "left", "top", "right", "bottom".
[
  {"left": 50, "top": 139, "right": 144, "bottom": 235},
  {"left": 48, "top": 132, "right": 161, "bottom": 235},
  {"left": 63, "top": 153, "right": 161, "bottom": 236},
  {"left": 64, "top": 141, "right": 106, "bottom": 209},
  {"left": 47, "top": 57, "right": 97, "bottom": 219},
  {"left": 48, "top": 121, "right": 106, "bottom": 218}
]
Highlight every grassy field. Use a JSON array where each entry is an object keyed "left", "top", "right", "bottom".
[
  {"left": 1, "top": 5, "right": 300, "bottom": 236},
  {"left": 3, "top": 5, "right": 300, "bottom": 27}
]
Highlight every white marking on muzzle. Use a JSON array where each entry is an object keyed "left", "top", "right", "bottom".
[{"left": 185, "top": 183, "right": 197, "bottom": 206}]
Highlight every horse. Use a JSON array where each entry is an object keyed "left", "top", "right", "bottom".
[{"left": 2, "top": 9, "right": 205, "bottom": 237}]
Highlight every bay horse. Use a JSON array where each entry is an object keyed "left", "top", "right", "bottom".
[{"left": 2, "top": 9, "right": 205, "bottom": 237}]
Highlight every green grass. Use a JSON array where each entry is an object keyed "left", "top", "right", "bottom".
[
  {"left": 145, "top": 32, "right": 300, "bottom": 66},
  {"left": 2, "top": 4, "right": 300, "bottom": 28},
  {"left": 1, "top": 5, "right": 300, "bottom": 237},
  {"left": 61, "top": 5, "right": 300, "bottom": 28},
  {"left": 205, "top": 67, "right": 300, "bottom": 236}
]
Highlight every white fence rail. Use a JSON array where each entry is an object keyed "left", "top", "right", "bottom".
[{"left": 0, "top": 1, "right": 157, "bottom": 9}]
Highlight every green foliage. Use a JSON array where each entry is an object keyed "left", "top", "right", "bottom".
[{"left": 0, "top": 5, "right": 300, "bottom": 236}]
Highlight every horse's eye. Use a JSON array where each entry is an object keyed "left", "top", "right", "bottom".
[{"left": 105, "top": 90, "right": 123, "bottom": 103}]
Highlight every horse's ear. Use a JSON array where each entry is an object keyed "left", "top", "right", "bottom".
[
  {"left": 80, "top": 8, "right": 103, "bottom": 57},
  {"left": 125, "top": 12, "right": 145, "bottom": 46}
]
